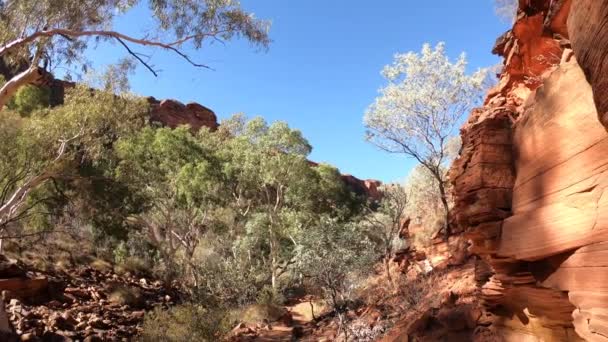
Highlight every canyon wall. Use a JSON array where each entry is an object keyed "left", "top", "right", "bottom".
[{"left": 450, "top": 0, "right": 608, "bottom": 340}]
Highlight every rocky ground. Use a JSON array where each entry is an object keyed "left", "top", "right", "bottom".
[
  {"left": 0, "top": 254, "right": 182, "bottom": 341},
  {"left": 228, "top": 234, "right": 488, "bottom": 342}
]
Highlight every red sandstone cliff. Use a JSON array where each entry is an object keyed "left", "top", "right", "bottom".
[
  {"left": 449, "top": 0, "right": 608, "bottom": 340},
  {"left": 147, "top": 97, "right": 219, "bottom": 132}
]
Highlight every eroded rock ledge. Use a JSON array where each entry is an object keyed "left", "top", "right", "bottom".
[{"left": 450, "top": 0, "right": 608, "bottom": 340}]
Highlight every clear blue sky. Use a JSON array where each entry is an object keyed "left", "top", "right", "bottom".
[{"left": 82, "top": 1, "right": 509, "bottom": 183}]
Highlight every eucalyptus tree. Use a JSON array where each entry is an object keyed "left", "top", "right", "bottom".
[
  {"left": 363, "top": 183, "right": 408, "bottom": 285},
  {"left": 222, "top": 116, "right": 319, "bottom": 290},
  {"left": 0, "top": 84, "right": 147, "bottom": 246},
  {"left": 494, "top": 0, "right": 518, "bottom": 23},
  {"left": 115, "top": 126, "right": 225, "bottom": 287},
  {"left": 364, "top": 42, "right": 486, "bottom": 239},
  {"left": 299, "top": 216, "right": 377, "bottom": 340},
  {"left": 0, "top": 0, "right": 270, "bottom": 109}
]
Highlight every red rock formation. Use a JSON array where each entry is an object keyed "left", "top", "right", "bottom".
[
  {"left": 306, "top": 161, "right": 382, "bottom": 200},
  {"left": 568, "top": 0, "right": 608, "bottom": 129},
  {"left": 449, "top": 0, "right": 608, "bottom": 340},
  {"left": 340, "top": 174, "right": 382, "bottom": 200},
  {"left": 148, "top": 98, "right": 219, "bottom": 131},
  {"left": 0, "top": 67, "right": 221, "bottom": 133}
]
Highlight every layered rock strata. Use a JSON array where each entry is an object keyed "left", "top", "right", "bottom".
[{"left": 450, "top": 0, "right": 608, "bottom": 340}]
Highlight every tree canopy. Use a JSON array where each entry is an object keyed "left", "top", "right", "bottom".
[
  {"left": 0, "top": 0, "right": 270, "bottom": 108},
  {"left": 364, "top": 42, "right": 485, "bottom": 238}
]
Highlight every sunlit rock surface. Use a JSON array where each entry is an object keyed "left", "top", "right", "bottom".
[{"left": 449, "top": 0, "right": 608, "bottom": 340}]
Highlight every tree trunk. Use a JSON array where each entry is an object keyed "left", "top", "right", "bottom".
[
  {"left": 0, "top": 173, "right": 50, "bottom": 224},
  {"left": 271, "top": 262, "right": 277, "bottom": 290},
  {"left": 437, "top": 180, "right": 451, "bottom": 241},
  {"left": 309, "top": 300, "right": 316, "bottom": 321},
  {"left": 384, "top": 253, "right": 393, "bottom": 287},
  {"left": 270, "top": 227, "right": 278, "bottom": 290}
]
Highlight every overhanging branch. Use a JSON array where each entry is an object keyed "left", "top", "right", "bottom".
[{"left": 0, "top": 29, "right": 213, "bottom": 70}]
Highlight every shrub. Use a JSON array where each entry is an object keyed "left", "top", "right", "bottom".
[
  {"left": 108, "top": 285, "right": 143, "bottom": 307},
  {"left": 89, "top": 258, "right": 113, "bottom": 273},
  {"left": 193, "top": 253, "right": 261, "bottom": 307},
  {"left": 7, "top": 85, "right": 51, "bottom": 116},
  {"left": 256, "top": 285, "right": 285, "bottom": 306},
  {"left": 398, "top": 270, "right": 445, "bottom": 312},
  {"left": 119, "top": 256, "right": 151, "bottom": 276},
  {"left": 240, "top": 303, "right": 286, "bottom": 324},
  {"left": 140, "top": 304, "right": 230, "bottom": 342}
]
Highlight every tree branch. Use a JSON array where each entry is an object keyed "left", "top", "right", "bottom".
[
  {"left": 0, "top": 29, "right": 212, "bottom": 69},
  {"left": 114, "top": 37, "right": 158, "bottom": 77}
]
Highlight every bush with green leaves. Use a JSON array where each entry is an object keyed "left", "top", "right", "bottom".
[
  {"left": 404, "top": 164, "right": 449, "bottom": 248},
  {"left": 298, "top": 216, "right": 379, "bottom": 336},
  {"left": 140, "top": 304, "right": 231, "bottom": 342},
  {"left": 7, "top": 85, "right": 51, "bottom": 116},
  {"left": 362, "top": 183, "right": 409, "bottom": 285},
  {"left": 111, "top": 114, "right": 370, "bottom": 314},
  {"left": 0, "top": 83, "right": 147, "bottom": 242}
]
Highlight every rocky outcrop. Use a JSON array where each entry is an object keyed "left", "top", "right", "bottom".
[
  {"left": 340, "top": 174, "right": 382, "bottom": 200},
  {"left": 148, "top": 97, "right": 219, "bottom": 131},
  {"left": 449, "top": 1, "right": 608, "bottom": 340},
  {"left": 0, "top": 66, "right": 221, "bottom": 133}
]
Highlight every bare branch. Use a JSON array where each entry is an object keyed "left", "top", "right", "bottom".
[
  {"left": 113, "top": 37, "right": 158, "bottom": 77},
  {"left": 114, "top": 37, "right": 158, "bottom": 77}
]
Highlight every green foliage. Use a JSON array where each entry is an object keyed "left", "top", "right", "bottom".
[
  {"left": 193, "top": 245, "right": 262, "bottom": 306},
  {"left": 112, "top": 114, "right": 370, "bottom": 312},
  {"left": 7, "top": 85, "right": 51, "bottom": 116},
  {"left": 313, "top": 163, "right": 364, "bottom": 217},
  {"left": 298, "top": 217, "right": 379, "bottom": 310},
  {"left": 404, "top": 164, "right": 445, "bottom": 247},
  {"left": 140, "top": 304, "right": 231, "bottom": 342},
  {"left": 0, "top": 82, "right": 147, "bottom": 240},
  {"left": 256, "top": 285, "right": 285, "bottom": 306},
  {"left": 361, "top": 183, "right": 409, "bottom": 284},
  {"left": 0, "top": 0, "right": 270, "bottom": 80}
]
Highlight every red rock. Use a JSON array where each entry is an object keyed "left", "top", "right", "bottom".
[
  {"left": 569, "top": 0, "right": 608, "bottom": 129},
  {"left": 64, "top": 288, "right": 90, "bottom": 299},
  {"left": 0, "top": 256, "right": 26, "bottom": 279},
  {"left": 148, "top": 98, "right": 218, "bottom": 132},
  {"left": 0, "top": 278, "right": 48, "bottom": 300},
  {"left": 340, "top": 174, "right": 382, "bottom": 200},
  {"left": 499, "top": 59, "right": 608, "bottom": 261},
  {"left": 437, "top": 305, "right": 480, "bottom": 332},
  {"left": 445, "top": 2, "right": 608, "bottom": 341}
]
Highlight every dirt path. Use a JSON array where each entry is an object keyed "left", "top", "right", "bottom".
[{"left": 253, "top": 301, "right": 321, "bottom": 341}]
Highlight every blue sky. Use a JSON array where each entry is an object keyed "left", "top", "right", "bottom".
[{"left": 81, "top": 1, "right": 509, "bottom": 183}]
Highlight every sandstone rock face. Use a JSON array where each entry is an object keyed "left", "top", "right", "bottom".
[
  {"left": 148, "top": 98, "right": 219, "bottom": 131},
  {"left": 449, "top": 0, "right": 608, "bottom": 340},
  {"left": 340, "top": 174, "right": 382, "bottom": 200},
  {"left": 568, "top": 0, "right": 608, "bottom": 129}
]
